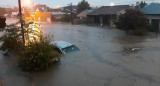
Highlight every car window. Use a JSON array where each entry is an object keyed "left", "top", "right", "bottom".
[{"left": 62, "top": 45, "right": 80, "bottom": 54}]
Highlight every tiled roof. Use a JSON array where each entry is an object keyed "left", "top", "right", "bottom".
[
  {"left": 88, "top": 5, "right": 130, "bottom": 15},
  {"left": 141, "top": 3, "right": 160, "bottom": 15}
]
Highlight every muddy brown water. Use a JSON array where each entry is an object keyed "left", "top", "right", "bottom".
[{"left": 0, "top": 19, "right": 160, "bottom": 86}]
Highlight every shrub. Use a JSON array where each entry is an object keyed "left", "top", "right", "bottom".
[
  {"left": 0, "top": 24, "right": 24, "bottom": 54},
  {"left": 19, "top": 36, "right": 61, "bottom": 72},
  {"left": 115, "top": 9, "right": 149, "bottom": 35},
  {"left": 134, "top": 27, "right": 148, "bottom": 36},
  {"left": 62, "top": 14, "right": 71, "bottom": 22},
  {"left": 74, "top": 19, "right": 87, "bottom": 24},
  {"left": 0, "top": 20, "right": 61, "bottom": 72}
]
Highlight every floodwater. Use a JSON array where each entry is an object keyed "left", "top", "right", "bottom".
[{"left": 1, "top": 19, "right": 160, "bottom": 86}]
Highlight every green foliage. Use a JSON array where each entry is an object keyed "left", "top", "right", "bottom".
[
  {"left": 0, "top": 23, "right": 24, "bottom": 53},
  {"left": 115, "top": 9, "right": 149, "bottom": 36},
  {"left": 139, "top": 1, "right": 147, "bottom": 9},
  {"left": 77, "top": 0, "right": 91, "bottom": 14},
  {"left": 19, "top": 35, "right": 61, "bottom": 72},
  {"left": 135, "top": 1, "right": 147, "bottom": 9},
  {"left": 134, "top": 27, "right": 148, "bottom": 36},
  {"left": 74, "top": 19, "right": 87, "bottom": 24},
  {"left": 62, "top": 14, "right": 71, "bottom": 22},
  {"left": 0, "top": 20, "right": 61, "bottom": 72},
  {"left": 0, "top": 20, "right": 36, "bottom": 53}
]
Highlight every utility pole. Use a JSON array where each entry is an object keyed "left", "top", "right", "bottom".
[{"left": 18, "top": 0, "right": 25, "bottom": 45}]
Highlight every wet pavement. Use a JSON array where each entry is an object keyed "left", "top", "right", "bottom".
[{"left": 1, "top": 19, "right": 160, "bottom": 86}]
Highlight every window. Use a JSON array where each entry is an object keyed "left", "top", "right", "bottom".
[{"left": 38, "top": 17, "right": 41, "bottom": 21}]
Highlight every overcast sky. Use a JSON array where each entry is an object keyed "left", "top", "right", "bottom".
[{"left": 0, "top": 0, "right": 160, "bottom": 8}]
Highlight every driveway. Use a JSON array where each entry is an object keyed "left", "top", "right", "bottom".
[{"left": 1, "top": 22, "right": 160, "bottom": 86}]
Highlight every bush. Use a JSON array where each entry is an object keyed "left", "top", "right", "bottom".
[
  {"left": 0, "top": 20, "right": 61, "bottom": 72},
  {"left": 62, "top": 14, "right": 71, "bottom": 22},
  {"left": 73, "top": 19, "right": 87, "bottom": 24},
  {"left": 115, "top": 9, "right": 149, "bottom": 35},
  {"left": 0, "top": 24, "right": 24, "bottom": 54},
  {"left": 134, "top": 27, "right": 148, "bottom": 36},
  {"left": 19, "top": 36, "right": 61, "bottom": 72}
]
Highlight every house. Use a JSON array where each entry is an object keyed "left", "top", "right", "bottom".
[
  {"left": 87, "top": 5, "right": 130, "bottom": 27},
  {"left": 141, "top": 3, "right": 160, "bottom": 32},
  {"left": 48, "top": 8, "right": 61, "bottom": 12},
  {"left": 34, "top": 4, "right": 49, "bottom": 12},
  {"left": 35, "top": 12, "right": 52, "bottom": 23},
  {"left": 61, "top": 5, "right": 77, "bottom": 18},
  {"left": 11, "top": 12, "right": 18, "bottom": 17},
  {"left": 51, "top": 12, "right": 67, "bottom": 21},
  {"left": 62, "top": 5, "right": 77, "bottom": 14},
  {"left": 21, "top": 6, "right": 52, "bottom": 23},
  {"left": 77, "top": 10, "right": 94, "bottom": 19}
]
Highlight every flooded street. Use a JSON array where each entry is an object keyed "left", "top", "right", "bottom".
[{"left": 1, "top": 20, "right": 160, "bottom": 86}]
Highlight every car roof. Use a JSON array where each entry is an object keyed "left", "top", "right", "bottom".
[{"left": 50, "top": 41, "right": 73, "bottom": 49}]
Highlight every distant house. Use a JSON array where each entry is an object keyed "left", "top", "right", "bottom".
[
  {"left": 51, "top": 12, "right": 67, "bottom": 21},
  {"left": 48, "top": 8, "right": 61, "bottom": 12},
  {"left": 141, "top": 3, "right": 160, "bottom": 32},
  {"left": 61, "top": 5, "right": 77, "bottom": 18},
  {"left": 62, "top": 5, "right": 77, "bottom": 14},
  {"left": 35, "top": 12, "right": 52, "bottom": 23},
  {"left": 77, "top": 10, "right": 94, "bottom": 19},
  {"left": 34, "top": 4, "right": 49, "bottom": 12},
  {"left": 11, "top": 12, "right": 18, "bottom": 17},
  {"left": 87, "top": 5, "right": 130, "bottom": 27}
]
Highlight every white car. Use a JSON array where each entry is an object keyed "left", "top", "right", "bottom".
[{"left": 50, "top": 41, "right": 80, "bottom": 54}]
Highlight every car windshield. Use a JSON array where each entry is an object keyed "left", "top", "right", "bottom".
[{"left": 62, "top": 45, "right": 80, "bottom": 54}]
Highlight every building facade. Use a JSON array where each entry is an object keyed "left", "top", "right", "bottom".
[
  {"left": 141, "top": 3, "right": 160, "bottom": 32},
  {"left": 35, "top": 12, "right": 52, "bottom": 22},
  {"left": 87, "top": 5, "right": 130, "bottom": 27},
  {"left": 77, "top": 10, "right": 94, "bottom": 19}
]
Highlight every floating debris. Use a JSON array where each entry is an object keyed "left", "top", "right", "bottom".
[{"left": 132, "top": 48, "right": 141, "bottom": 51}]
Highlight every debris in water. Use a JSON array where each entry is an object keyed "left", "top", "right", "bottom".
[
  {"left": 101, "top": 35, "right": 103, "bottom": 38},
  {"left": 132, "top": 48, "right": 141, "bottom": 51}
]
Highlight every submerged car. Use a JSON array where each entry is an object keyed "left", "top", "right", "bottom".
[{"left": 50, "top": 41, "right": 80, "bottom": 54}]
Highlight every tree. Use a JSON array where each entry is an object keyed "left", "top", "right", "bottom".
[
  {"left": 135, "top": 1, "right": 147, "bottom": 9},
  {"left": 115, "top": 9, "right": 149, "bottom": 35},
  {"left": 139, "top": 1, "right": 147, "bottom": 9},
  {"left": 77, "top": 0, "right": 91, "bottom": 14}
]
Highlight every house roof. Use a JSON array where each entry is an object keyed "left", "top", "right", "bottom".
[
  {"left": 88, "top": 5, "right": 130, "bottom": 15},
  {"left": 50, "top": 12, "right": 66, "bottom": 15},
  {"left": 141, "top": 3, "right": 160, "bottom": 15},
  {"left": 77, "top": 10, "right": 94, "bottom": 17},
  {"left": 48, "top": 8, "right": 61, "bottom": 12},
  {"left": 86, "top": 10, "right": 94, "bottom": 13}
]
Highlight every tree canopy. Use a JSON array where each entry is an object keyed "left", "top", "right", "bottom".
[
  {"left": 139, "top": 1, "right": 147, "bottom": 9},
  {"left": 135, "top": 1, "right": 147, "bottom": 9},
  {"left": 77, "top": 0, "right": 91, "bottom": 14}
]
